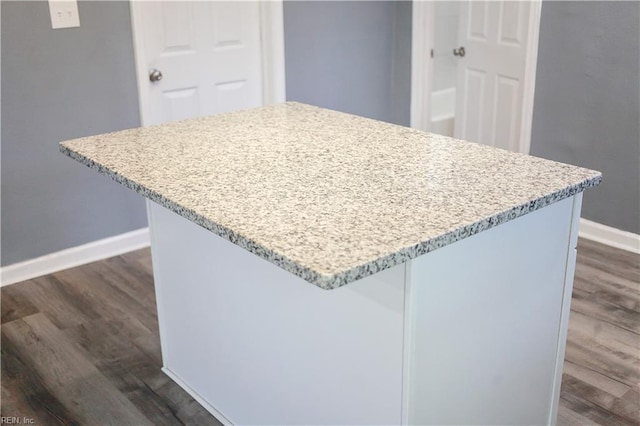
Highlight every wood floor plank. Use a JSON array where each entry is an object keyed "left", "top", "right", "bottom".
[
  {"left": 568, "top": 311, "right": 640, "bottom": 359},
  {"left": 557, "top": 403, "right": 601, "bottom": 425},
  {"left": 561, "top": 375, "right": 638, "bottom": 424},
  {"left": 575, "top": 263, "right": 640, "bottom": 296},
  {"left": 610, "top": 387, "right": 640, "bottom": 425},
  {"left": 565, "top": 325, "right": 640, "bottom": 387},
  {"left": 570, "top": 288, "right": 640, "bottom": 334},
  {"left": 563, "top": 360, "right": 630, "bottom": 399},
  {"left": 53, "top": 265, "right": 158, "bottom": 333},
  {"left": 5, "top": 276, "right": 97, "bottom": 329},
  {"left": 152, "top": 376, "right": 223, "bottom": 426},
  {"left": 62, "top": 316, "right": 216, "bottom": 425},
  {"left": 577, "top": 239, "right": 640, "bottom": 273},
  {"left": 1, "top": 331, "right": 80, "bottom": 425},
  {"left": 560, "top": 390, "right": 636, "bottom": 426},
  {"left": 63, "top": 315, "right": 155, "bottom": 371},
  {"left": 576, "top": 248, "right": 640, "bottom": 285},
  {"left": 102, "top": 255, "right": 158, "bottom": 311},
  {"left": 1, "top": 285, "right": 39, "bottom": 324},
  {"left": 2, "top": 313, "right": 152, "bottom": 425},
  {"left": 134, "top": 330, "right": 164, "bottom": 366}
]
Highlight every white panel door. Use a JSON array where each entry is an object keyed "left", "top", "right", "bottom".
[
  {"left": 455, "top": 1, "right": 531, "bottom": 151},
  {"left": 133, "top": 1, "right": 263, "bottom": 125}
]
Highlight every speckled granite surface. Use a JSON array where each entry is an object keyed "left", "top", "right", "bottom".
[{"left": 60, "top": 102, "right": 601, "bottom": 289}]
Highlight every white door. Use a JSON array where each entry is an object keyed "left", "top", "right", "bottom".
[
  {"left": 454, "top": 1, "right": 534, "bottom": 151},
  {"left": 131, "top": 1, "right": 284, "bottom": 126}
]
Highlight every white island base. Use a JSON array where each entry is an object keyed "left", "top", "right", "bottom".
[{"left": 147, "top": 194, "right": 582, "bottom": 426}]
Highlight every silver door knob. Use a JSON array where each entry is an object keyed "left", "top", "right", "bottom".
[
  {"left": 453, "top": 46, "right": 466, "bottom": 57},
  {"left": 149, "top": 69, "right": 163, "bottom": 82}
]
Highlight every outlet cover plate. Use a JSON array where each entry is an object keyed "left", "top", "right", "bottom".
[{"left": 49, "top": 0, "right": 80, "bottom": 29}]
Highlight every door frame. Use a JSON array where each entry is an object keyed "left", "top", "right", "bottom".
[
  {"left": 410, "top": 0, "right": 542, "bottom": 155},
  {"left": 129, "top": 0, "right": 286, "bottom": 127}
]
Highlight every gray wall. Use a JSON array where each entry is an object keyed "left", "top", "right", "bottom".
[
  {"left": 1, "top": 1, "right": 147, "bottom": 266},
  {"left": 389, "top": 1, "right": 412, "bottom": 127},
  {"left": 531, "top": 1, "right": 640, "bottom": 234},
  {"left": 284, "top": 1, "right": 412, "bottom": 126},
  {"left": 3, "top": 0, "right": 636, "bottom": 267},
  {"left": 3, "top": 0, "right": 414, "bottom": 266}
]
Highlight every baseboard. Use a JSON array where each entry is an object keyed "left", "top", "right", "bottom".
[
  {"left": 1, "top": 227, "right": 150, "bottom": 287},
  {"left": 579, "top": 219, "right": 640, "bottom": 254}
]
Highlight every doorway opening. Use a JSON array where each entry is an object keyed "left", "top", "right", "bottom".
[
  {"left": 430, "top": 2, "right": 460, "bottom": 137},
  {"left": 412, "top": 1, "right": 542, "bottom": 154}
]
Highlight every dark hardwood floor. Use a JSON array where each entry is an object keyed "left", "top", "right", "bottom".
[
  {"left": 2, "top": 238, "right": 638, "bottom": 425},
  {"left": 1, "top": 250, "right": 219, "bottom": 426},
  {"left": 558, "top": 239, "right": 640, "bottom": 425}
]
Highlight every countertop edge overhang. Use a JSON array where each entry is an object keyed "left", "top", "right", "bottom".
[{"left": 59, "top": 140, "right": 601, "bottom": 290}]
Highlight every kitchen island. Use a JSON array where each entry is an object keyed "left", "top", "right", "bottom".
[{"left": 61, "top": 102, "right": 601, "bottom": 425}]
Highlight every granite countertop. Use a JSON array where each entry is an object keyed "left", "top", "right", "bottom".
[{"left": 60, "top": 102, "right": 601, "bottom": 289}]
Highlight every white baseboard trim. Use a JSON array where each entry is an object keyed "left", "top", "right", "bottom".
[
  {"left": 579, "top": 219, "right": 640, "bottom": 254},
  {"left": 1, "top": 227, "right": 150, "bottom": 287}
]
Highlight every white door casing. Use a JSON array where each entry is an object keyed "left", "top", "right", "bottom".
[
  {"left": 411, "top": 1, "right": 541, "bottom": 154},
  {"left": 130, "top": 1, "right": 285, "bottom": 127},
  {"left": 410, "top": 1, "right": 435, "bottom": 133}
]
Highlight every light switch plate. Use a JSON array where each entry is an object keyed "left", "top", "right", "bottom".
[{"left": 49, "top": 0, "right": 80, "bottom": 29}]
